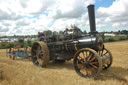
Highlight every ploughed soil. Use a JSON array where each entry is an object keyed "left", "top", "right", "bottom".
[{"left": 0, "top": 40, "right": 128, "bottom": 85}]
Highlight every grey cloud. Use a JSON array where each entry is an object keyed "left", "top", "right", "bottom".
[
  {"left": 20, "top": 0, "right": 28, "bottom": 8},
  {"left": 96, "top": 11, "right": 109, "bottom": 19},
  {"left": 30, "top": 0, "right": 56, "bottom": 14},
  {"left": 0, "top": 26, "right": 9, "bottom": 32},
  {"left": 1, "top": 20, "right": 15, "bottom": 27},
  {"left": 16, "top": 20, "right": 29, "bottom": 27},
  {"left": 15, "top": 28, "right": 22, "bottom": 33},
  {"left": 110, "top": 15, "right": 128, "bottom": 23},
  {"left": 1, "top": 21, "right": 11, "bottom": 26},
  {"left": 0, "top": 9, "right": 10, "bottom": 20},
  {"left": 53, "top": 7, "right": 86, "bottom": 19},
  {"left": 0, "top": 9, "right": 23, "bottom": 20},
  {"left": 51, "top": 0, "right": 91, "bottom": 19}
]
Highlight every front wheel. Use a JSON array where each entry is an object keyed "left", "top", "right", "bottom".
[{"left": 73, "top": 48, "right": 102, "bottom": 78}]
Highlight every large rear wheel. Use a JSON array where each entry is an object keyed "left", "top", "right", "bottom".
[
  {"left": 74, "top": 48, "right": 102, "bottom": 78},
  {"left": 31, "top": 42, "right": 50, "bottom": 67}
]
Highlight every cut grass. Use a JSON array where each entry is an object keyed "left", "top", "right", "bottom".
[{"left": 0, "top": 40, "right": 128, "bottom": 85}]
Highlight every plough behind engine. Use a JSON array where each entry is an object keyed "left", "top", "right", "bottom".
[{"left": 6, "top": 45, "right": 31, "bottom": 60}]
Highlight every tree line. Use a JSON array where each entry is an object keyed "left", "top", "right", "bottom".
[{"left": 0, "top": 29, "right": 128, "bottom": 49}]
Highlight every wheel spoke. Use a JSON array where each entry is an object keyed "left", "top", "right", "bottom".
[
  {"left": 101, "top": 49, "right": 104, "bottom": 56},
  {"left": 82, "top": 52, "right": 86, "bottom": 60},
  {"left": 89, "top": 67, "right": 97, "bottom": 73},
  {"left": 98, "top": 51, "right": 101, "bottom": 56},
  {"left": 89, "top": 61, "right": 98, "bottom": 65},
  {"left": 87, "top": 53, "right": 92, "bottom": 61},
  {"left": 78, "top": 55, "right": 83, "bottom": 59},
  {"left": 34, "top": 60, "right": 38, "bottom": 64},
  {"left": 77, "top": 64, "right": 83, "bottom": 69},
  {"left": 86, "top": 51, "right": 88, "bottom": 57},
  {"left": 89, "top": 56, "right": 95, "bottom": 63},
  {"left": 87, "top": 56, "right": 91, "bottom": 61},
  {"left": 38, "top": 59, "right": 42, "bottom": 65},
  {"left": 104, "top": 51, "right": 108, "bottom": 55},
  {"left": 89, "top": 63, "right": 98, "bottom": 69},
  {"left": 77, "top": 56, "right": 84, "bottom": 62},
  {"left": 81, "top": 67, "right": 88, "bottom": 76}
]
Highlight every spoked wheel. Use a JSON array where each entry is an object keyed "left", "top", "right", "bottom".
[
  {"left": 98, "top": 48, "right": 113, "bottom": 70},
  {"left": 31, "top": 42, "right": 50, "bottom": 67},
  {"left": 74, "top": 48, "right": 102, "bottom": 78}
]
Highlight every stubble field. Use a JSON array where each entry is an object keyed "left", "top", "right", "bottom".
[{"left": 0, "top": 40, "right": 128, "bottom": 85}]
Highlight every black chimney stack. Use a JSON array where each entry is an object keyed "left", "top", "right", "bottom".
[{"left": 87, "top": 5, "right": 97, "bottom": 34}]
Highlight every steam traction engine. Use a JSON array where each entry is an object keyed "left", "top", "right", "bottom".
[{"left": 31, "top": 5, "right": 113, "bottom": 78}]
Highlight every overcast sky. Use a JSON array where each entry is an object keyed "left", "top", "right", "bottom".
[{"left": 0, "top": 0, "right": 128, "bottom": 36}]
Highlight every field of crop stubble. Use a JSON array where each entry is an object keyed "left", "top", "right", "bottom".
[{"left": 0, "top": 40, "right": 128, "bottom": 85}]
